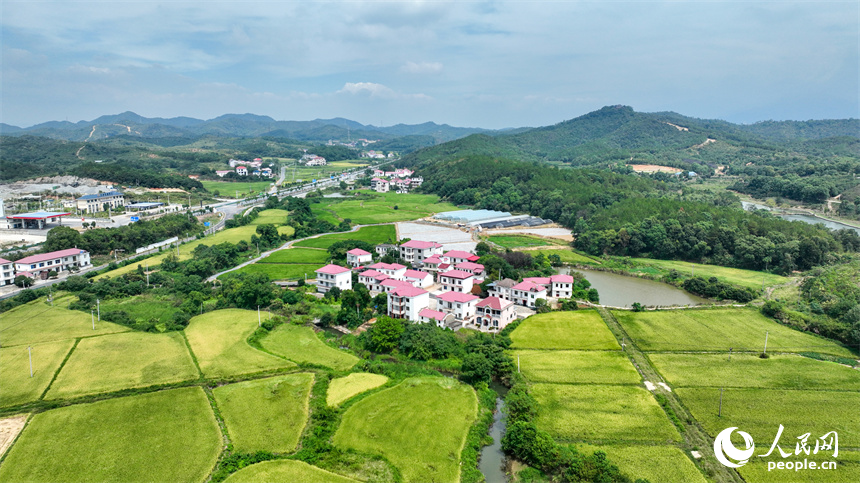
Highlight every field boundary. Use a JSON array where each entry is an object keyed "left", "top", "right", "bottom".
[
  {"left": 38, "top": 338, "right": 80, "bottom": 400},
  {"left": 180, "top": 330, "right": 204, "bottom": 379}
]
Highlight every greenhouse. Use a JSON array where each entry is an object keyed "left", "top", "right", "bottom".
[{"left": 434, "top": 210, "right": 511, "bottom": 224}]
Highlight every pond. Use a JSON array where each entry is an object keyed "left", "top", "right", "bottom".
[
  {"left": 741, "top": 201, "right": 860, "bottom": 235},
  {"left": 565, "top": 268, "right": 709, "bottom": 308}
]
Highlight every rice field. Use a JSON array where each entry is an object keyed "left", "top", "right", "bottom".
[
  {"left": 0, "top": 339, "right": 74, "bottom": 407},
  {"left": 577, "top": 443, "right": 707, "bottom": 483},
  {"left": 259, "top": 324, "right": 358, "bottom": 371},
  {"left": 616, "top": 257, "right": 790, "bottom": 290},
  {"left": 259, "top": 247, "right": 330, "bottom": 264},
  {"left": 200, "top": 180, "right": 274, "bottom": 198},
  {"left": 488, "top": 234, "right": 567, "bottom": 249},
  {"left": 509, "top": 350, "right": 641, "bottom": 385},
  {"left": 223, "top": 460, "right": 360, "bottom": 483},
  {"left": 212, "top": 373, "right": 314, "bottom": 453},
  {"left": 46, "top": 331, "right": 199, "bottom": 399},
  {"left": 327, "top": 373, "right": 389, "bottom": 406},
  {"left": 229, "top": 263, "right": 320, "bottom": 281},
  {"left": 293, "top": 224, "right": 396, "bottom": 249},
  {"left": 333, "top": 377, "right": 477, "bottom": 483},
  {"left": 0, "top": 297, "right": 129, "bottom": 346},
  {"left": 509, "top": 310, "right": 620, "bottom": 350},
  {"left": 310, "top": 191, "right": 459, "bottom": 225}
]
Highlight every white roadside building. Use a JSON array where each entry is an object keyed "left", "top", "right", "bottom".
[{"left": 315, "top": 264, "right": 352, "bottom": 293}]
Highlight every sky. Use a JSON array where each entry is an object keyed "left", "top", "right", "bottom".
[{"left": 1, "top": 1, "right": 858, "bottom": 129}]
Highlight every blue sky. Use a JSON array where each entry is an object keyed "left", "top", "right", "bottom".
[{"left": 2, "top": 1, "right": 858, "bottom": 129}]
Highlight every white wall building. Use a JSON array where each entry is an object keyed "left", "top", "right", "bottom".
[
  {"left": 437, "top": 291, "right": 479, "bottom": 322},
  {"left": 418, "top": 308, "right": 455, "bottom": 328},
  {"left": 388, "top": 286, "right": 430, "bottom": 321},
  {"left": 0, "top": 258, "right": 15, "bottom": 285},
  {"left": 13, "top": 248, "right": 91, "bottom": 279},
  {"left": 403, "top": 269, "right": 433, "bottom": 289},
  {"left": 475, "top": 297, "right": 517, "bottom": 332},
  {"left": 315, "top": 264, "right": 352, "bottom": 293},
  {"left": 346, "top": 248, "right": 372, "bottom": 268},
  {"left": 366, "top": 262, "right": 407, "bottom": 280},
  {"left": 510, "top": 281, "right": 548, "bottom": 308},
  {"left": 399, "top": 240, "right": 443, "bottom": 265},
  {"left": 438, "top": 270, "right": 475, "bottom": 293}
]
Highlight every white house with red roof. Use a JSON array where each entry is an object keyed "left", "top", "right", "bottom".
[
  {"left": 315, "top": 264, "right": 352, "bottom": 293},
  {"left": 346, "top": 248, "right": 372, "bottom": 268},
  {"left": 421, "top": 255, "right": 450, "bottom": 275},
  {"left": 438, "top": 270, "right": 476, "bottom": 293},
  {"left": 366, "top": 262, "right": 407, "bottom": 279},
  {"left": 403, "top": 269, "right": 433, "bottom": 289},
  {"left": 475, "top": 297, "right": 516, "bottom": 332},
  {"left": 215, "top": 170, "right": 231, "bottom": 177},
  {"left": 13, "top": 249, "right": 91, "bottom": 279},
  {"left": 511, "top": 281, "right": 548, "bottom": 308},
  {"left": 0, "top": 258, "right": 15, "bottom": 285},
  {"left": 358, "top": 269, "right": 391, "bottom": 292},
  {"left": 442, "top": 250, "right": 480, "bottom": 265},
  {"left": 380, "top": 278, "right": 415, "bottom": 293},
  {"left": 236, "top": 166, "right": 248, "bottom": 176},
  {"left": 523, "top": 274, "right": 576, "bottom": 298},
  {"left": 437, "top": 291, "right": 479, "bottom": 322},
  {"left": 371, "top": 178, "right": 390, "bottom": 193},
  {"left": 387, "top": 286, "right": 430, "bottom": 321},
  {"left": 418, "top": 308, "right": 455, "bottom": 328},
  {"left": 399, "top": 240, "right": 443, "bottom": 265},
  {"left": 454, "top": 261, "right": 484, "bottom": 277}
]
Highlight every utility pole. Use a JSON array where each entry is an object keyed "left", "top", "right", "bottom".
[
  {"left": 97, "top": 299, "right": 100, "bottom": 321},
  {"left": 92, "top": 310, "right": 95, "bottom": 330},
  {"left": 257, "top": 306, "right": 261, "bottom": 327},
  {"left": 718, "top": 388, "right": 723, "bottom": 417},
  {"left": 763, "top": 330, "right": 769, "bottom": 355}
]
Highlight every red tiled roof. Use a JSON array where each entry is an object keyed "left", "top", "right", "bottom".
[
  {"left": 391, "top": 286, "right": 428, "bottom": 297},
  {"left": 381, "top": 279, "right": 413, "bottom": 289},
  {"left": 315, "top": 264, "right": 351, "bottom": 275},
  {"left": 524, "top": 276, "right": 551, "bottom": 285},
  {"left": 359, "top": 269, "right": 383, "bottom": 278},
  {"left": 0, "top": 258, "right": 12, "bottom": 264},
  {"left": 438, "top": 291, "right": 479, "bottom": 303},
  {"left": 15, "top": 249, "right": 86, "bottom": 265},
  {"left": 512, "top": 281, "right": 546, "bottom": 292},
  {"left": 347, "top": 248, "right": 371, "bottom": 256},
  {"left": 477, "top": 296, "right": 514, "bottom": 310},
  {"left": 368, "top": 262, "right": 406, "bottom": 271},
  {"left": 404, "top": 269, "right": 430, "bottom": 279},
  {"left": 444, "top": 250, "right": 479, "bottom": 261},
  {"left": 424, "top": 255, "right": 443, "bottom": 264},
  {"left": 402, "top": 240, "right": 442, "bottom": 249},
  {"left": 419, "top": 308, "right": 447, "bottom": 321},
  {"left": 550, "top": 274, "right": 575, "bottom": 283},
  {"left": 455, "top": 262, "right": 484, "bottom": 271},
  {"left": 439, "top": 270, "right": 474, "bottom": 280}
]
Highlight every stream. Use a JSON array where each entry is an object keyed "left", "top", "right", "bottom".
[{"left": 480, "top": 383, "right": 510, "bottom": 483}]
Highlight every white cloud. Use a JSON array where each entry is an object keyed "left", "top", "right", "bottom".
[
  {"left": 337, "top": 82, "right": 432, "bottom": 101},
  {"left": 400, "top": 61, "right": 443, "bottom": 74}
]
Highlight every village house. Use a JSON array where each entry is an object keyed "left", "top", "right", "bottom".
[
  {"left": 387, "top": 286, "right": 430, "bottom": 321},
  {"left": 0, "top": 258, "right": 16, "bottom": 285},
  {"left": 442, "top": 250, "right": 480, "bottom": 265},
  {"left": 371, "top": 178, "right": 390, "bottom": 193},
  {"left": 366, "top": 262, "right": 407, "bottom": 279},
  {"left": 215, "top": 170, "right": 231, "bottom": 177},
  {"left": 436, "top": 291, "right": 479, "bottom": 322},
  {"left": 475, "top": 297, "right": 516, "bottom": 332},
  {"left": 438, "top": 270, "right": 476, "bottom": 293},
  {"left": 510, "top": 280, "right": 548, "bottom": 308},
  {"left": 488, "top": 278, "right": 517, "bottom": 301},
  {"left": 236, "top": 166, "right": 248, "bottom": 176},
  {"left": 380, "top": 278, "right": 416, "bottom": 293},
  {"left": 399, "top": 240, "right": 443, "bottom": 265},
  {"left": 454, "top": 261, "right": 484, "bottom": 277},
  {"left": 358, "top": 269, "right": 391, "bottom": 293},
  {"left": 346, "top": 248, "right": 372, "bottom": 268},
  {"left": 418, "top": 308, "right": 454, "bottom": 328},
  {"left": 375, "top": 243, "right": 397, "bottom": 256},
  {"left": 14, "top": 248, "right": 91, "bottom": 280},
  {"left": 421, "top": 255, "right": 451, "bottom": 275},
  {"left": 403, "top": 269, "right": 433, "bottom": 288},
  {"left": 315, "top": 264, "right": 352, "bottom": 293}
]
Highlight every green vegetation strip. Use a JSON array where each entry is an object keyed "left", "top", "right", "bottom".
[
  {"left": 624, "top": 257, "right": 789, "bottom": 290},
  {"left": 488, "top": 234, "right": 567, "bottom": 249},
  {"left": 46, "top": 331, "right": 199, "bottom": 399},
  {"left": 333, "top": 377, "right": 477, "bottom": 483},
  {"left": 185, "top": 309, "right": 296, "bottom": 378},
  {"left": 0, "top": 387, "right": 221, "bottom": 483},
  {"left": 522, "top": 248, "right": 600, "bottom": 265},
  {"left": 509, "top": 350, "right": 641, "bottom": 384},
  {"left": 213, "top": 373, "right": 314, "bottom": 453},
  {"left": 0, "top": 297, "right": 128, "bottom": 346},
  {"left": 200, "top": 180, "right": 273, "bottom": 198},
  {"left": 260, "top": 324, "right": 358, "bottom": 371},
  {"left": 649, "top": 353, "right": 860, "bottom": 390},
  {"left": 230, "top": 263, "right": 320, "bottom": 281},
  {"left": 509, "top": 310, "right": 621, "bottom": 350},
  {"left": 327, "top": 373, "right": 389, "bottom": 406},
  {"left": 615, "top": 308, "right": 855, "bottom": 357},
  {"left": 0, "top": 340, "right": 74, "bottom": 407},
  {"left": 293, "top": 224, "right": 396, "bottom": 249},
  {"left": 676, "top": 387, "right": 860, "bottom": 449},
  {"left": 577, "top": 444, "right": 707, "bottom": 483},
  {"left": 259, "top": 247, "right": 330, "bottom": 264},
  {"left": 250, "top": 209, "right": 289, "bottom": 225},
  {"left": 223, "top": 460, "right": 360, "bottom": 483}
]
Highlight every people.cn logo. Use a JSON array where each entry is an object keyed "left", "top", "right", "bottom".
[{"left": 714, "top": 427, "right": 756, "bottom": 468}]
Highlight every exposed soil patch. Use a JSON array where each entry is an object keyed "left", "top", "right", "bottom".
[{"left": 0, "top": 414, "right": 28, "bottom": 458}]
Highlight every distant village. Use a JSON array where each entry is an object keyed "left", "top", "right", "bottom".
[{"left": 215, "top": 158, "right": 275, "bottom": 178}]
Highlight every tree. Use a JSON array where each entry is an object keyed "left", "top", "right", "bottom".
[
  {"left": 461, "top": 352, "right": 493, "bottom": 384},
  {"left": 364, "top": 316, "right": 404, "bottom": 353},
  {"left": 14, "top": 275, "right": 34, "bottom": 288},
  {"left": 44, "top": 226, "right": 82, "bottom": 252}
]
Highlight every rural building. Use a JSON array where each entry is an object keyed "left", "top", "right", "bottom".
[
  {"left": 366, "top": 262, "right": 407, "bottom": 280},
  {"left": 399, "top": 240, "right": 443, "bottom": 265},
  {"left": 215, "top": 170, "right": 231, "bottom": 177},
  {"left": 346, "top": 248, "right": 372, "bottom": 268},
  {"left": 511, "top": 281, "right": 547, "bottom": 308},
  {"left": 438, "top": 270, "right": 475, "bottom": 293},
  {"left": 14, "top": 248, "right": 91, "bottom": 279},
  {"left": 523, "top": 274, "right": 576, "bottom": 298},
  {"left": 488, "top": 278, "right": 517, "bottom": 301},
  {"left": 443, "top": 250, "right": 480, "bottom": 265},
  {"left": 315, "top": 264, "right": 352, "bottom": 293},
  {"left": 387, "top": 286, "right": 430, "bottom": 321},
  {"left": 371, "top": 178, "right": 390, "bottom": 193},
  {"left": 475, "top": 297, "right": 516, "bottom": 332},
  {"left": 422, "top": 255, "right": 451, "bottom": 275},
  {"left": 358, "top": 269, "right": 391, "bottom": 292},
  {"left": 76, "top": 191, "right": 125, "bottom": 214},
  {"left": 380, "top": 278, "right": 416, "bottom": 293},
  {"left": 236, "top": 166, "right": 248, "bottom": 176},
  {"left": 454, "top": 261, "right": 484, "bottom": 277},
  {"left": 375, "top": 243, "right": 397, "bottom": 256},
  {"left": 0, "top": 258, "right": 14, "bottom": 285},
  {"left": 403, "top": 269, "right": 433, "bottom": 288},
  {"left": 418, "top": 308, "right": 455, "bottom": 328},
  {"left": 437, "top": 291, "right": 479, "bottom": 322}
]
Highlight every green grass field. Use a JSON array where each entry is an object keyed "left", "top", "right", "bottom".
[
  {"left": 333, "top": 377, "right": 477, "bottom": 483},
  {"left": 0, "top": 339, "right": 74, "bottom": 407},
  {"left": 509, "top": 350, "right": 641, "bottom": 385},
  {"left": 223, "top": 460, "right": 360, "bottom": 483},
  {"left": 649, "top": 353, "right": 860, "bottom": 390},
  {"left": 615, "top": 308, "right": 856, "bottom": 357},
  {"left": 327, "top": 373, "right": 389, "bottom": 406},
  {"left": 201, "top": 180, "right": 273, "bottom": 198},
  {"left": 185, "top": 309, "right": 296, "bottom": 378},
  {"left": 738, "top": 449, "right": 860, "bottom": 483},
  {"left": 520, "top": 248, "right": 600, "bottom": 265},
  {"left": 98, "top": 294, "right": 183, "bottom": 324},
  {"left": 260, "top": 324, "right": 358, "bottom": 371},
  {"left": 293, "top": 224, "right": 397, "bottom": 249},
  {"left": 213, "top": 373, "right": 314, "bottom": 453},
  {"left": 0, "top": 297, "right": 129, "bottom": 346},
  {"left": 488, "top": 235, "right": 567, "bottom": 249},
  {"left": 531, "top": 383, "right": 681, "bottom": 443},
  {"left": 230, "top": 263, "right": 320, "bottom": 280},
  {"left": 260, "top": 247, "right": 330, "bottom": 264},
  {"left": 47, "top": 331, "right": 198, "bottom": 399},
  {"left": 620, "top": 257, "right": 790, "bottom": 290},
  {"left": 311, "top": 191, "right": 459, "bottom": 225},
  {"left": 0, "top": 387, "right": 221, "bottom": 483},
  {"left": 250, "top": 208, "right": 289, "bottom": 225},
  {"left": 676, "top": 387, "right": 860, "bottom": 449},
  {"left": 577, "top": 444, "right": 707, "bottom": 483},
  {"left": 509, "top": 311, "right": 620, "bottom": 350}
]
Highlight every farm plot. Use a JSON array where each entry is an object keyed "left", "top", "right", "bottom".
[
  {"left": 97, "top": 293, "right": 183, "bottom": 325},
  {"left": 230, "top": 263, "right": 320, "bottom": 281},
  {"left": 250, "top": 208, "right": 289, "bottom": 225},
  {"left": 625, "top": 257, "right": 789, "bottom": 290},
  {"left": 224, "top": 460, "right": 360, "bottom": 483},
  {"left": 488, "top": 234, "right": 567, "bottom": 249},
  {"left": 260, "top": 324, "right": 358, "bottom": 371},
  {"left": 0, "top": 339, "right": 74, "bottom": 407},
  {"left": 311, "top": 192, "right": 459, "bottom": 225},
  {"left": 509, "top": 350, "right": 640, "bottom": 385},
  {"left": 519, "top": 248, "right": 599, "bottom": 265},
  {"left": 200, "top": 180, "right": 273, "bottom": 198},
  {"left": 293, "top": 225, "right": 396, "bottom": 249},
  {"left": 577, "top": 444, "right": 707, "bottom": 483},
  {"left": 615, "top": 308, "right": 855, "bottom": 357},
  {"left": 47, "top": 331, "right": 198, "bottom": 399},
  {"left": 509, "top": 311, "right": 620, "bottom": 350},
  {"left": 327, "top": 373, "right": 389, "bottom": 406},
  {"left": 676, "top": 388, "right": 860, "bottom": 449},
  {"left": 260, "top": 247, "right": 330, "bottom": 264},
  {"left": 0, "top": 297, "right": 128, "bottom": 346},
  {"left": 185, "top": 309, "right": 295, "bottom": 378},
  {"left": 213, "top": 373, "right": 314, "bottom": 453},
  {"left": 333, "top": 377, "right": 477, "bottom": 483},
  {"left": 649, "top": 353, "right": 860, "bottom": 390},
  {"left": 0, "top": 387, "right": 221, "bottom": 483},
  {"left": 531, "top": 383, "right": 681, "bottom": 443}
]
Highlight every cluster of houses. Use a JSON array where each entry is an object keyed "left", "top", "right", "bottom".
[
  {"left": 369, "top": 168, "right": 424, "bottom": 194},
  {"left": 216, "top": 158, "right": 273, "bottom": 178},
  {"left": 0, "top": 248, "right": 92, "bottom": 286},
  {"left": 315, "top": 240, "right": 575, "bottom": 332},
  {"left": 361, "top": 150, "right": 396, "bottom": 159},
  {"left": 301, "top": 154, "right": 327, "bottom": 166}
]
